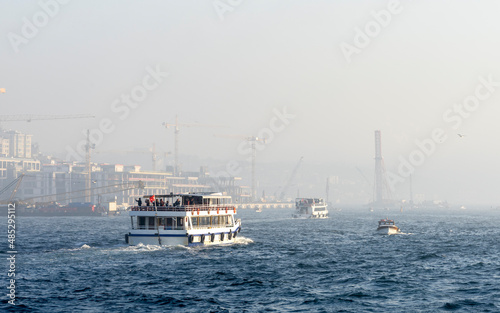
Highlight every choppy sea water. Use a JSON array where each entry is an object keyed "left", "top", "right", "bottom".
[{"left": 1, "top": 207, "right": 500, "bottom": 312}]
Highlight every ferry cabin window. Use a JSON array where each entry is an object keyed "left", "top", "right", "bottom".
[
  {"left": 186, "top": 197, "right": 201, "bottom": 205},
  {"left": 166, "top": 217, "right": 173, "bottom": 228},
  {"left": 213, "top": 216, "right": 225, "bottom": 227},
  {"left": 215, "top": 216, "right": 228, "bottom": 226},
  {"left": 162, "top": 217, "right": 174, "bottom": 230},
  {"left": 159, "top": 217, "right": 184, "bottom": 230},
  {"left": 203, "top": 198, "right": 220, "bottom": 206},
  {"left": 191, "top": 217, "right": 213, "bottom": 228},
  {"left": 199, "top": 217, "right": 210, "bottom": 227},
  {"left": 138, "top": 217, "right": 146, "bottom": 229},
  {"left": 148, "top": 217, "right": 155, "bottom": 230},
  {"left": 190, "top": 216, "right": 231, "bottom": 228}
]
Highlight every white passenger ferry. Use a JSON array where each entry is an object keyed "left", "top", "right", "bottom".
[
  {"left": 292, "top": 198, "right": 328, "bottom": 219},
  {"left": 125, "top": 192, "right": 241, "bottom": 246},
  {"left": 376, "top": 219, "right": 401, "bottom": 235}
]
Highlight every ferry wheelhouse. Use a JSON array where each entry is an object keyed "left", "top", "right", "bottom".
[
  {"left": 125, "top": 192, "right": 241, "bottom": 246},
  {"left": 376, "top": 219, "right": 400, "bottom": 235},
  {"left": 292, "top": 198, "right": 328, "bottom": 219}
]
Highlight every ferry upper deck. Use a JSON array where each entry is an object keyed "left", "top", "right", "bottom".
[{"left": 129, "top": 192, "right": 235, "bottom": 217}]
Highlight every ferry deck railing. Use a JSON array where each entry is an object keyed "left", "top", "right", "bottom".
[{"left": 130, "top": 205, "right": 236, "bottom": 213}]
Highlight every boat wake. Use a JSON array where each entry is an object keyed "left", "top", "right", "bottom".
[
  {"left": 375, "top": 231, "right": 412, "bottom": 236},
  {"left": 233, "top": 236, "right": 254, "bottom": 245},
  {"left": 123, "top": 243, "right": 190, "bottom": 252},
  {"left": 56, "top": 238, "right": 254, "bottom": 254},
  {"left": 64, "top": 244, "right": 92, "bottom": 251}
]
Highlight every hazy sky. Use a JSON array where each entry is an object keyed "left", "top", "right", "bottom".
[{"left": 2, "top": 0, "right": 500, "bottom": 204}]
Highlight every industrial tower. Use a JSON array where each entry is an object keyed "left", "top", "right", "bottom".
[
  {"left": 374, "top": 130, "right": 391, "bottom": 205},
  {"left": 374, "top": 130, "right": 383, "bottom": 203},
  {"left": 85, "top": 130, "right": 95, "bottom": 202},
  {"left": 236, "top": 136, "right": 266, "bottom": 202}
]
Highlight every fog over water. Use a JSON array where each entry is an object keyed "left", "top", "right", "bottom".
[{"left": 2, "top": 1, "right": 500, "bottom": 205}]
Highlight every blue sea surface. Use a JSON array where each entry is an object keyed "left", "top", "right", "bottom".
[{"left": 1, "top": 207, "right": 500, "bottom": 312}]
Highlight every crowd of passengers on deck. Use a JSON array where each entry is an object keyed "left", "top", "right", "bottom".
[{"left": 135, "top": 196, "right": 201, "bottom": 207}]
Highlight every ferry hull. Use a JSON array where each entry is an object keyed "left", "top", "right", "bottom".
[
  {"left": 292, "top": 213, "right": 328, "bottom": 219},
  {"left": 376, "top": 226, "right": 400, "bottom": 235},
  {"left": 127, "top": 234, "right": 189, "bottom": 246},
  {"left": 126, "top": 226, "right": 241, "bottom": 246}
]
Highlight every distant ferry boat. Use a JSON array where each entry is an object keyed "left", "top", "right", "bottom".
[
  {"left": 292, "top": 198, "right": 328, "bottom": 219},
  {"left": 376, "top": 219, "right": 401, "bottom": 235},
  {"left": 125, "top": 192, "right": 241, "bottom": 246}
]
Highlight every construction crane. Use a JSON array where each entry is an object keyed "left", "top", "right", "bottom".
[
  {"left": 84, "top": 130, "right": 95, "bottom": 202},
  {"left": 147, "top": 143, "right": 172, "bottom": 172},
  {"left": 279, "top": 157, "right": 303, "bottom": 201},
  {"left": 0, "top": 173, "right": 25, "bottom": 204},
  {"left": 0, "top": 114, "right": 95, "bottom": 122},
  {"left": 18, "top": 180, "right": 145, "bottom": 205},
  {"left": 0, "top": 115, "right": 95, "bottom": 200},
  {"left": 214, "top": 134, "right": 267, "bottom": 202},
  {"left": 162, "top": 116, "right": 224, "bottom": 176},
  {"left": 95, "top": 144, "right": 171, "bottom": 172},
  {"left": 326, "top": 177, "right": 329, "bottom": 205}
]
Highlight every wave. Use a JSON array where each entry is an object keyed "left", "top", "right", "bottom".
[
  {"left": 233, "top": 236, "right": 254, "bottom": 245},
  {"left": 110, "top": 240, "right": 255, "bottom": 252},
  {"left": 121, "top": 243, "right": 190, "bottom": 252},
  {"left": 52, "top": 238, "right": 255, "bottom": 255},
  {"left": 63, "top": 244, "right": 92, "bottom": 251}
]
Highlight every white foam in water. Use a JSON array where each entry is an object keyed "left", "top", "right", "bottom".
[
  {"left": 117, "top": 238, "right": 253, "bottom": 252},
  {"left": 233, "top": 236, "right": 254, "bottom": 245},
  {"left": 125, "top": 243, "right": 165, "bottom": 252},
  {"left": 64, "top": 244, "right": 92, "bottom": 252}
]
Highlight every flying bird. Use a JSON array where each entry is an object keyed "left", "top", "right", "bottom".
[{"left": 457, "top": 134, "right": 466, "bottom": 138}]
